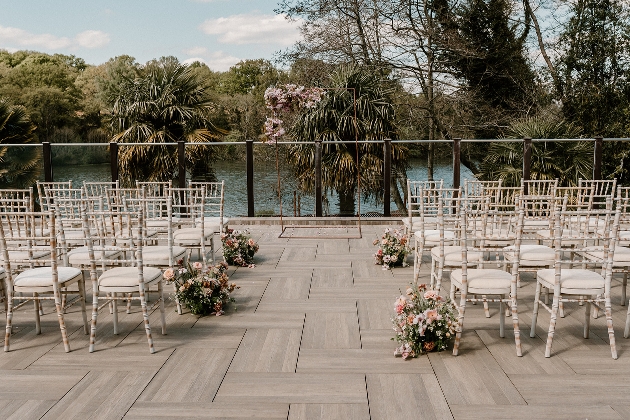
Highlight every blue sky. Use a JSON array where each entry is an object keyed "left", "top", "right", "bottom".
[{"left": 0, "top": 0, "right": 302, "bottom": 71}]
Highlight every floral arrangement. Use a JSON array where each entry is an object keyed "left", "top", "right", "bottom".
[
  {"left": 164, "top": 261, "right": 238, "bottom": 316},
  {"left": 392, "top": 284, "right": 458, "bottom": 359},
  {"left": 372, "top": 228, "right": 410, "bottom": 269},
  {"left": 221, "top": 229, "right": 259, "bottom": 267},
  {"left": 263, "top": 84, "right": 325, "bottom": 143}
]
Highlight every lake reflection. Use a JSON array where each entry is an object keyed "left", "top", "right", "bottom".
[{"left": 51, "top": 159, "right": 474, "bottom": 217}]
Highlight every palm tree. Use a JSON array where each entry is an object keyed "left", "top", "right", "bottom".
[
  {"left": 477, "top": 114, "right": 592, "bottom": 187},
  {"left": 0, "top": 99, "right": 41, "bottom": 188},
  {"left": 288, "top": 64, "right": 407, "bottom": 215},
  {"left": 108, "top": 57, "right": 225, "bottom": 185}
]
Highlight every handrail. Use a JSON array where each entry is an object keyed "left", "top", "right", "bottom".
[{"left": 3, "top": 137, "right": 630, "bottom": 217}]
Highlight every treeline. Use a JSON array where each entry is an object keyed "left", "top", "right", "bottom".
[{"left": 0, "top": 0, "right": 630, "bottom": 184}]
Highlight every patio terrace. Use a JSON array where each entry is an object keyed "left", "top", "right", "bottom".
[{"left": 0, "top": 222, "right": 628, "bottom": 420}]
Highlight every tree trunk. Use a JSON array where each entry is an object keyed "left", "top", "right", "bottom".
[{"left": 338, "top": 188, "right": 356, "bottom": 216}]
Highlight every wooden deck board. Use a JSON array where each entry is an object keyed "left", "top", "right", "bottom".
[{"left": 2, "top": 224, "right": 630, "bottom": 418}]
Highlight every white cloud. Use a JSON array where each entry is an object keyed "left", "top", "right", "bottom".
[
  {"left": 0, "top": 25, "right": 110, "bottom": 51},
  {"left": 184, "top": 46, "right": 208, "bottom": 56},
  {"left": 182, "top": 50, "right": 240, "bottom": 72},
  {"left": 75, "top": 30, "right": 110, "bottom": 49},
  {"left": 199, "top": 13, "right": 301, "bottom": 46}
]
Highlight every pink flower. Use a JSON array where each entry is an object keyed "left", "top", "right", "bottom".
[
  {"left": 424, "top": 290, "right": 439, "bottom": 300},
  {"left": 193, "top": 262, "right": 203, "bottom": 270},
  {"left": 163, "top": 268, "right": 174, "bottom": 280},
  {"left": 395, "top": 296, "right": 407, "bottom": 314},
  {"left": 425, "top": 309, "right": 439, "bottom": 323}
]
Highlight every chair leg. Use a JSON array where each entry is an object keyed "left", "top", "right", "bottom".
[
  {"left": 453, "top": 294, "right": 467, "bottom": 356},
  {"left": 89, "top": 284, "right": 99, "bottom": 354},
  {"left": 52, "top": 284, "right": 70, "bottom": 353},
  {"left": 4, "top": 292, "right": 13, "bottom": 352},
  {"left": 545, "top": 292, "right": 561, "bottom": 358},
  {"left": 78, "top": 280, "right": 89, "bottom": 335},
  {"left": 126, "top": 293, "right": 132, "bottom": 314},
  {"left": 138, "top": 283, "right": 155, "bottom": 354},
  {"left": 531, "top": 282, "right": 542, "bottom": 338},
  {"left": 413, "top": 245, "right": 420, "bottom": 285},
  {"left": 499, "top": 296, "right": 505, "bottom": 338},
  {"left": 622, "top": 272, "right": 628, "bottom": 306},
  {"left": 159, "top": 281, "right": 166, "bottom": 335},
  {"left": 484, "top": 297, "right": 490, "bottom": 318},
  {"left": 34, "top": 293, "right": 42, "bottom": 335},
  {"left": 511, "top": 296, "right": 522, "bottom": 357},
  {"left": 604, "top": 296, "right": 618, "bottom": 359},
  {"left": 112, "top": 293, "right": 119, "bottom": 335},
  {"left": 583, "top": 301, "right": 591, "bottom": 339}
]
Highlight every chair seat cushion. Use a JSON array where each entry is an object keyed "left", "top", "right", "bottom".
[
  {"left": 403, "top": 216, "right": 437, "bottom": 229},
  {"left": 6, "top": 250, "right": 50, "bottom": 261},
  {"left": 450, "top": 268, "right": 512, "bottom": 294},
  {"left": 99, "top": 266, "right": 163, "bottom": 290},
  {"left": 431, "top": 246, "right": 482, "bottom": 264},
  {"left": 537, "top": 268, "right": 605, "bottom": 294},
  {"left": 142, "top": 246, "right": 187, "bottom": 265},
  {"left": 68, "top": 246, "right": 122, "bottom": 266},
  {"left": 414, "top": 229, "right": 456, "bottom": 244},
  {"left": 194, "top": 217, "right": 228, "bottom": 230},
  {"left": 14, "top": 266, "right": 82, "bottom": 288},
  {"left": 174, "top": 228, "right": 214, "bottom": 245},
  {"left": 504, "top": 244, "right": 555, "bottom": 266},
  {"left": 583, "top": 245, "right": 630, "bottom": 265},
  {"left": 523, "top": 219, "right": 551, "bottom": 229}
]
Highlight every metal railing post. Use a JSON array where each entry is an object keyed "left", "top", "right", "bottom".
[
  {"left": 42, "top": 141, "right": 53, "bottom": 182},
  {"left": 177, "top": 140, "right": 186, "bottom": 188},
  {"left": 315, "top": 139, "right": 323, "bottom": 217},
  {"left": 246, "top": 139, "right": 255, "bottom": 217},
  {"left": 453, "top": 138, "right": 461, "bottom": 193},
  {"left": 523, "top": 137, "right": 532, "bottom": 194},
  {"left": 383, "top": 139, "right": 391, "bottom": 217},
  {"left": 594, "top": 137, "right": 603, "bottom": 180},
  {"left": 109, "top": 141, "right": 119, "bottom": 183}
]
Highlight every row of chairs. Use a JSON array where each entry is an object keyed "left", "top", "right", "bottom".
[
  {"left": 0, "top": 180, "right": 227, "bottom": 354},
  {"left": 405, "top": 179, "right": 627, "bottom": 359}
]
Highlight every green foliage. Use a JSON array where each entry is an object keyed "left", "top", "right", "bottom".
[
  {"left": 477, "top": 114, "right": 591, "bottom": 187},
  {"left": 288, "top": 64, "right": 407, "bottom": 214},
  {"left": 440, "top": 0, "right": 537, "bottom": 138},
  {"left": 109, "top": 57, "right": 226, "bottom": 184},
  {"left": 557, "top": 0, "right": 630, "bottom": 138},
  {"left": 0, "top": 98, "right": 41, "bottom": 188}
]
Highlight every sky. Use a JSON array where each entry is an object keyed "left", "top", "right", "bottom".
[{"left": 0, "top": 0, "right": 302, "bottom": 71}]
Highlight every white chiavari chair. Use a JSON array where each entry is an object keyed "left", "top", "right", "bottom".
[
  {"left": 188, "top": 180, "right": 228, "bottom": 235},
  {"left": 171, "top": 186, "right": 214, "bottom": 266},
  {"left": 0, "top": 209, "right": 88, "bottom": 352},
  {"left": 403, "top": 179, "right": 444, "bottom": 235},
  {"left": 530, "top": 196, "right": 620, "bottom": 358},
  {"left": 450, "top": 197, "right": 523, "bottom": 356},
  {"left": 82, "top": 206, "right": 166, "bottom": 353},
  {"left": 412, "top": 186, "right": 458, "bottom": 285}
]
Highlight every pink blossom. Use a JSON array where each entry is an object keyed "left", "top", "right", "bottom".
[
  {"left": 424, "top": 290, "right": 440, "bottom": 300},
  {"left": 163, "top": 268, "right": 175, "bottom": 280},
  {"left": 425, "top": 309, "right": 439, "bottom": 323},
  {"left": 395, "top": 296, "right": 407, "bottom": 314},
  {"left": 193, "top": 262, "right": 203, "bottom": 270}
]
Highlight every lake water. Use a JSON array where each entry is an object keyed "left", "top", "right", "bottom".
[{"left": 52, "top": 159, "right": 474, "bottom": 217}]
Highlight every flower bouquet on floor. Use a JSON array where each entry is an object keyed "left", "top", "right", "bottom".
[
  {"left": 373, "top": 228, "right": 410, "bottom": 269},
  {"left": 164, "top": 260, "right": 238, "bottom": 316},
  {"left": 221, "top": 229, "right": 259, "bottom": 267},
  {"left": 392, "top": 284, "right": 458, "bottom": 359}
]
